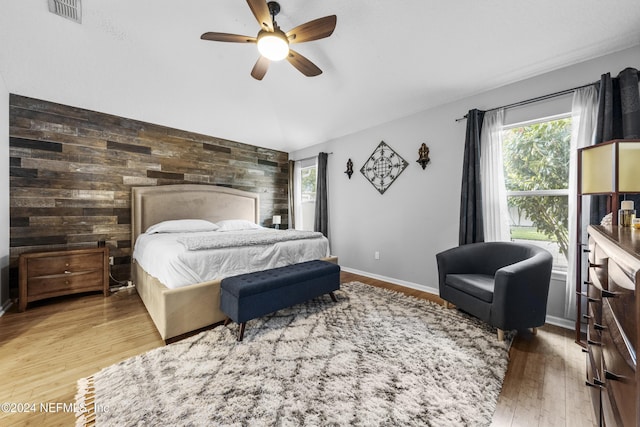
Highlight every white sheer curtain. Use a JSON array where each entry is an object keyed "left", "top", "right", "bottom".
[
  {"left": 293, "top": 161, "right": 303, "bottom": 230},
  {"left": 565, "top": 85, "right": 598, "bottom": 319},
  {"left": 480, "top": 108, "right": 511, "bottom": 241}
]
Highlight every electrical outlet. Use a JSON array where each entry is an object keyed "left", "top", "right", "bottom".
[
  {"left": 374, "top": 251, "right": 380, "bottom": 260},
  {"left": 109, "top": 256, "right": 114, "bottom": 266}
]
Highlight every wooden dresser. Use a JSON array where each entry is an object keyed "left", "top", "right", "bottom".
[
  {"left": 19, "top": 247, "right": 109, "bottom": 312},
  {"left": 584, "top": 225, "right": 640, "bottom": 426}
]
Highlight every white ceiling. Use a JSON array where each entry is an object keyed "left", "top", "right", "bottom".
[{"left": 1, "top": 1, "right": 639, "bottom": 152}]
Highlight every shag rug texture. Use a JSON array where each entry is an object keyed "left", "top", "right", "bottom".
[{"left": 76, "top": 281, "right": 511, "bottom": 426}]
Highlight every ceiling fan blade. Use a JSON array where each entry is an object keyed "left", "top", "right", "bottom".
[
  {"left": 246, "top": 0, "right": 274, "bottom": 32},
  {"left": 200, "top": 32, "right": 256, "bottom": 43},
  {"left": 251, "top": 56, "right": 270, "bottom": 80},
  {"left": 286, "top": 15, "right": 337, "bottom": 44},
  {"left": 286, "top": 49, "right": 322, "bottom": 77}
]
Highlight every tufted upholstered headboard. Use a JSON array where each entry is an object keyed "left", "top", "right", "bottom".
[{"left": 131, "top": 184, "right": 260, "bottom": 246}]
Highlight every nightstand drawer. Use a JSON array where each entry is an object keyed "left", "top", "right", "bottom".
[
  {"left": 27, "top": 269, "right": 105, "bottom": 297},
  {"left": 26, "top": 252, "right": 104, "bottom": 278}
]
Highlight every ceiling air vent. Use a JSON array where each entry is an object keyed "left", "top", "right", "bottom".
[{"left": 48, "top": 0, "right": 82, "bottom": 24}]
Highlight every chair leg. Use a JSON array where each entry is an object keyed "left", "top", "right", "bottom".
[
  {"left": 497, "top": 328, "right": 505, "bottom": 341},
  {"left": 443, "top": 301, "right": 450, "bottom": 309},
  {"left": 531, "top": 327, "right": 538, "bottom": 335}
]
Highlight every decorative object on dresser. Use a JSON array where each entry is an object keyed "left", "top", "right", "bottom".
[
  {"left": 416, "top": 142, "right": 431, "bottom": 169},
  {"left": 582, "top": 225, "right": 639, "bottom": 426},
  {"left": 19, "top": 247, "right": 109, "bottom": 312},
  {"left": 75, "top": 281, "right": 511, "bottom": 427},
  {"left": 272, "top": 215, "right": 281, "bottom": 229}
]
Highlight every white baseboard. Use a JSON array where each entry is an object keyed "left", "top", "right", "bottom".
[
  {"left": 341, "top": 267, "right": 574, "bottom": 331},
  {"left": 0, "top": 299, "right": 13, "bottom": 317},
  {"left": 341, "top": 267, "right": 439, "bottom": 295},
  {"left": 544, "top": 315, "right": 574, "bottom": 330}
]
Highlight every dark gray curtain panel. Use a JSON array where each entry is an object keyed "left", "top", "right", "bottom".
[
  {"left": 314, "top": 152, "right": 329, "bottom": 237},
  {"left": 459, "top": 109, "right": 485, "bottom": 245},
  {"left": 288, "top": 160, "right": 295, "bottom": 229},
  {"left": 590, "top": 67, "right": 640, "bottom": 223}
]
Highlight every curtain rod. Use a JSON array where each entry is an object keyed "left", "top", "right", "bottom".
[
  {"left": 454, "top": 81, "right": 598, "bottom": 122},
  {"left": 293, "top": 152, "right": 333, "bottom": 163}
]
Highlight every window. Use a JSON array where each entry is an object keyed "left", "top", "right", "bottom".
[
  {"left": 294, "top": 158, "right": 317, "bottom": 231},
  {"left": 502, "top": 114, "right": 571, "bottom": 271}
]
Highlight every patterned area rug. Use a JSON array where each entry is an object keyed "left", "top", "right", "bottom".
[{"left": 76, "top": 282, "right": 511, "bottom": 426}]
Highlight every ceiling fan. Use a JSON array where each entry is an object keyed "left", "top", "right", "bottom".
[{"left": 201, "top": 0, "right": 337, "bottom": 80}]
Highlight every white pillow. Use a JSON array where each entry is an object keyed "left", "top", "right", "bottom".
[
  {"left": 145, "top": 219, "right": 219, "bottom": 234},
  {"left": 216, "top": 219, "right": 262, "bottom": 232}
]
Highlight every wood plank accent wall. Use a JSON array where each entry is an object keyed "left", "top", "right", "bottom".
[{"left": 8, "top": 95, "right": 289, "bottom": 290}]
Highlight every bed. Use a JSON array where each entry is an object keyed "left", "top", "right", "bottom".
[{"left": 131, "top": 184, "right": 335, "bottom": 342}]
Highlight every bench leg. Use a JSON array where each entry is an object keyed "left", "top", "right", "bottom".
[
  {"left": 329, "top": 291, "right": 338, "bottom": 302},
  {"left": 224, "top": 317, "right": 231, "bottom": 326},
  {"left": 237, "top": 322, "right": 246, "bottom": 342}
]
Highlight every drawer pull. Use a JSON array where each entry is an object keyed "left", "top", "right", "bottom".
[
  {"left": 582, "top": 314, "right": 592, "bottom": 320},
  {"left": 605, "top": 370, "right": 625, "bottom": 382},
  {"left": 583, "top": 248, "right": 591, "bottom": 253},
  {"left": 577, "top": 291, "right": 600, "bottom": 303},
  {"left": 601, "top": 289, "right": 617, "bottom": 298},
  {"left": 585, "top": 380, "right": 603, "bottom": 388},
  {"left": 589, "top": 262, "right": 602, "bottom": 268},
  {"left": 587, "top": 339, "right": 602, "bottom": 347},
  {"left": 64, "top": 270, "right": 72, "bottom": 274},
  {"left": 583, "top": 280, "right": 592, "bottom": 286},
  {"left": 593, "top": 323, "right": 606, "bottom": 331}
]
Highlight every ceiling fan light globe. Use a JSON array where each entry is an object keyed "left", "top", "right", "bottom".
[{"left": 257, "top": 33, "right": 289, "bottom": 61}]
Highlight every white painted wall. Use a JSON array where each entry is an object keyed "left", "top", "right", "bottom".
[
  {"left": 0, "top": 72, "right": 9, "bottom": 313},
  {"left": 290, "top": 45, "right": 640, "bottom": 326}
]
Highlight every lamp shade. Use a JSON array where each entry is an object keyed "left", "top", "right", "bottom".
[
  {"left": 580, "top": 144, "right": 614, "bottom": 194},
  {"left": 272, "top": 215, "right": 281, "bottom": 225},
  {"left": 618, "top": 141, "right": 640, "bottom": 192},
  {"left": 580, "top": 140, "right": 640, "bottom": 194}
]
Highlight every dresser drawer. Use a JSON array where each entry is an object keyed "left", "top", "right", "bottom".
[
  {"left": 588, "top": 236, "right": 609, "bottom": 269},
  {"left": 601, "top": 298, "right": 636, "bottom": 427},
  {"left": 606, "top": 259, "right": 636, "bottom": 350}
]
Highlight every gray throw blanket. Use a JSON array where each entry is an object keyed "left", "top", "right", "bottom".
[{"left": 177, "top": 229, "right": 325, "bottom": 251}]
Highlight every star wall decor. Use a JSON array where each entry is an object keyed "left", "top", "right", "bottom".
[{"left": 360, "top": 141, "right": 408, "bottom": 194}]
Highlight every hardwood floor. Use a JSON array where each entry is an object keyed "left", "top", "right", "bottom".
[{"left": 0, "top": 272, "right": 596, "bottom": 426}]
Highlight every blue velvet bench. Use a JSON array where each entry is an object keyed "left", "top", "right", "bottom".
[{"left": 220, "top": 260, "right": 341, "bottom": 341}]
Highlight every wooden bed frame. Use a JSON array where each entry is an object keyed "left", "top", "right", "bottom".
[{"left": 131, "top": 184, "right": 261, "bottom": 342}]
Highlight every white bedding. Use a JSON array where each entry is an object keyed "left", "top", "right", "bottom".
[{"left": 133, "top": 229, "right": 330, "bottom": 289}]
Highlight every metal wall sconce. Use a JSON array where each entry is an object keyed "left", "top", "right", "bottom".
[
  {"left": 345, "top": 158, "right": 353, "bottom": 179},
  {"left": 416, "top": 143, "right": 430, "bottom": 169}
]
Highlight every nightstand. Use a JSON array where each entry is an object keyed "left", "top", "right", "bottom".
[{"left": 19, "top": 247, "right": 109, "bottom": 312}]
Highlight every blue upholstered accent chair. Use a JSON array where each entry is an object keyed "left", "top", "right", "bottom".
[{"left": 436, "top": 242, "right": 553, "bottom": 340}]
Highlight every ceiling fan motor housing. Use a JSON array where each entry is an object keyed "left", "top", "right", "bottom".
[{"left": 267, "top": 1, "right": 281, "bottom": 18}]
